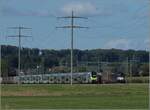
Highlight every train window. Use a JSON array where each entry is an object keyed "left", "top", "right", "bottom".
[
  {"left": 66, "top": 78, "right": 69, "bottom": 81},
  {"left": 20, "top": 77, "right": 23, "bottom": 81},
  {"left": 57, "top": 77, "right": 60, "bottom": 81},
  {"left": 33, "top": 76, "right": 36, "bottom": 80},
  {"left": 74, "top": 78, "right": 77, "bottom": 81},
  {"left": 62, "top": 76, "right": 65, "bottom": 79},
  {"left": 27, "top": 77, "right": 30, "bottom": 80},
  {"left": 83, "top": 78, "right": 86, "bottom": 81},
  {"left": 31, "top": 76, "right": 34, "bottom": 80},
  {"left": 92, "top": 71, "right": 97, "bottom": 77},
  {"left": 50, "top": 78, "right": 53, "bottom": 81},
  {"left": 36, "top": 76, "right": 39, "bottom": 81},
  {"left": 22, "top": 77, "right": 25, "bottom": 81},
  {"left": 43, "top": 76, "right": 48, "bottom": 80}
]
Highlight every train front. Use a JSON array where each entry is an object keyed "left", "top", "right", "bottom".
[{"left": 90, "top": 71, "right": 97, "bottom": 84}]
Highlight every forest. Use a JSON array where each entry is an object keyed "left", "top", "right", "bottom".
[{"left": 1, "top": 45, "right": 149, "bottom": 77}]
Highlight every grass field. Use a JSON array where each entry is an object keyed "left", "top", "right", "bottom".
[{"left": 1, "top": 84, "right": 149, "bottom": 109}]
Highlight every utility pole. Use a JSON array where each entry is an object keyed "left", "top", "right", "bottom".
[
  {"left": 126, "top": 57, "right": 129, "bottom": 83},
  {"left": 0, "top": 30, "right": 2, "bottom": 84},
  {"left": 129, "top": 55, "right": 135, "bottom": 83},
  {"left": 0, "top": 36, "right": 1, "bottom": 110},
  {"left": 56, "top": 11, "right": 88, "bottom": 85},
  {"left": 8, "top": 26, "right": 32, "bottom": 84},
  {"left": 76, "top": 50, "right": 80, "bottom": 72},
  {"left": 97, "top": 56, "right": 101, "bottom": 72},
  {"left": 129, "top": 58, "right": 132, "bottom": 83},
  {"left": 148, "top": 47, "right": 150, "bottom": 110},
  {"left": 0, "top": 35, "right": 1, "bottom": 83}
]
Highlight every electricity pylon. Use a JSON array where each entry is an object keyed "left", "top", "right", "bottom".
[
  {"left": 8, "top": 26, "right": 32, "bottom": 84},
  {"left": 56, "top": 11, "right": 88, "bottom": 85}
]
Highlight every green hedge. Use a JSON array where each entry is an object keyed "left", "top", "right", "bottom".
[{"left": 126, "top": 76, "right": 149, "bottom": 83}]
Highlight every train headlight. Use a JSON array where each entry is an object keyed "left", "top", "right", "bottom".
[{"left": 117, "top": 77, "right": 124, "bottom": 81}]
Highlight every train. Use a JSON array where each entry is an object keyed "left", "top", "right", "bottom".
[
  {"left": 1, "top": 71, "right": 125, "bottom": 84},
  {"left": 2, "top": 71, "right": 101, "bottom": 84}
]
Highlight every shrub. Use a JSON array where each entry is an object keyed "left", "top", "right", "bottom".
[{"left": 126, "top": 77, "right": 149, "bottom": 83}]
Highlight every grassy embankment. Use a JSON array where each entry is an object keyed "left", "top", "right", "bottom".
[{"left": 1, "top": 84, "right": 149, "bottom": 109}]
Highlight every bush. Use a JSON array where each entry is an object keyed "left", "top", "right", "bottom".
[{"left": 126, "top": 77, "right": 149, "bottom": 83}]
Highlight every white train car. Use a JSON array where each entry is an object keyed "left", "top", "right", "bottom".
[{"left": 19, "top": 72, "right": 97, "bottom": 84}]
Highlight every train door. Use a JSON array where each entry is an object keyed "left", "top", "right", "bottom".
[{"left": 97, "top": 73, "right": 102, "bottom": 84}]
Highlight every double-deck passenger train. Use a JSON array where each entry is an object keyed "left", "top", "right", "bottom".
[
  {"left": 2, "top": 71, "right": 102, "bottom": 84},
  {"left": 2, "top": 71, "right": 126, "bottom": 84},
  {"left": 19, "top": 72, "right": 100, "bottom": 84}
]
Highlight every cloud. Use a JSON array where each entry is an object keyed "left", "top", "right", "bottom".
[
  {"left": 60, "top": 2, "right": 111, "bottom": 16},
  {"left": 1, "top": 6, "right": 55, "bottom": 17},
  {"left": 144, "top": 38, "right": 150, "bottom": 50},
  {"left": 104, "top": 38, "right": 150, "bottom": 50},
  {"left": 104, "top": 38, "right": 130, "bottom": 50},
  {"left": 1, "top": 1, "right": 111, "bottom": 17}
]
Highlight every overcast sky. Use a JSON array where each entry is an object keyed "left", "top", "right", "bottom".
[{"left": 0, "top": 0, "right": 149, "bottom": 50}]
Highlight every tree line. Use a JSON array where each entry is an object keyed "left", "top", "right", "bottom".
[{"left": 1, "top": 45, "right": 149, "bottom": 77}]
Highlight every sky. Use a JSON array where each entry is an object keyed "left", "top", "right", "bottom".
[{"left": 0, "top": 0, "right": 150, "bottom": 50}]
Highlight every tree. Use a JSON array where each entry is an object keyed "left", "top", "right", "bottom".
[
  {"left": 1, "top": 59, "right": 8, "bottom": 77},
  {"left": 140, "top": 63, "right": 149, "bottom": 76}
]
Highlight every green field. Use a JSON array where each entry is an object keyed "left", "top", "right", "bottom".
[{"left": 1, "top": 84, "right": 149, "bottom": 109}]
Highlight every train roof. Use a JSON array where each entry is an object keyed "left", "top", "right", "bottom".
[{"left": 20, "top": 72, "right": 92, "bottom": 77}]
